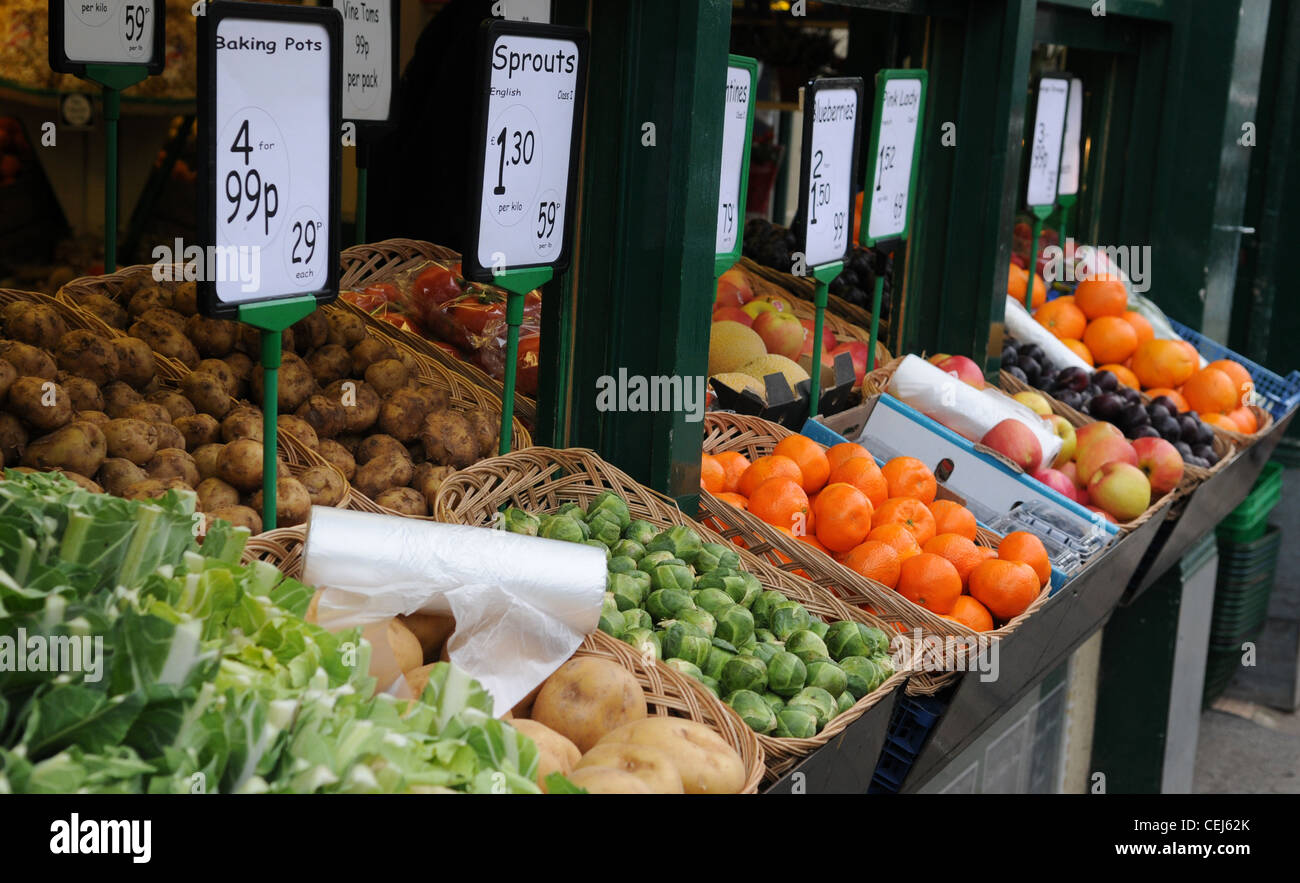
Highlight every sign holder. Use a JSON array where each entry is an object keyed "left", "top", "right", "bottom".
[
  {"left": 1056, "top": 77, "right": 1084, "bottom": 250},
  {"left": 464, "top": 20, "right": 589, "bottom": 454},
  {"left": 860, "top": 68, "right": 927, "bottom": 373},
  {"left": 200, "top": 1, "right": 342, "bottom": 529},
  {"left": 713, "top": 55, "right": 758, "bottom": 283},
  {"left": 49, "top": 1, "right": 165, "bottom": 271},
  {"left": 1024, "top": 72, "right": 1071, "bottom": 310},
  {"left": 795, "top": 76, "right": 864, "bottom": 417}
]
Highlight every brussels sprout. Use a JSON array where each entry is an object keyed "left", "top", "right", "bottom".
[
  {"left": 770, "top": 602, "right": 814, "bottom": 641},
  {"left": 598, "top": 607, "right": 625, "bottom": 638},
  {"left": 695, "top": 542, "right": 740, "bottom": 574},
  {"left": 788, "top": 686, "right": 837, "bottom": 729},
  {"left": 622, "top": 608, "right": 653, "bottom": 632},
  {"left": 645, "top": 588, "right": 696, "bottom": 622},
  {"left": 774, "top": 707, "right": 818, "bottom": 739},
  {"left": 608, "top": 572, "right": 647, "bottom": 612},
  {"left": 751, "top": 641, "right": 782, "bottom": 666},
  {"left": 587, "top": 490, "right": 631, "bottom": 530},
  {"left": 699, "top": 675, "right": 721, "bottom": 697},
  {"left": 726, "top": 571, "right": 764, "bottom": 608},
  {"left": 637, "top": 550, "right": 679, "bottom": 572},
  {"left": 666, "top": 658, "right": 704, "bottom": 680},
  {"left": 762, "top": 691, "right": 786, "bottom": 714},
  {"left": 838, "top": 656, "right": 881, "bottom": 699},
  {"left": 610, "top": 539, "right": 646, "bottom": 562},
  {"left": 677, "top": 607, "right": 717, "bottom": 637},
  {"left": 661, "top": 623, "right": 711, "bottom": 667},
  {"left": 737, "top": 634, "right": 758, "bottom": 653},
  {"left": 726, "top": 689, "right": 777, "bottom": 734},
  {"left": 755, "top": 628, "right": 779, "bottom": 644},
  {"left": 703, "top": 645, "right": 736, "bottom": 680},
  {"left": 556, "top": 502, "right": 587, "bottom": 520},
  {"left": 601, "top": 592, "right": 619, "bottom": 614},
  {"left": 694, "top": 588, "right": 736, "bottom": 617},
  {"left": 714, "top": 603, "right": 755, "bottom": 647},
  {"left": 720, "top": 654, "right": 768, "bottom": 695},
  {"left": 586, "top": 513, "right": 623, "bottom": 547},
  {"left": 538, "top": 515, "right": 587, "bottom": 544},
  {"left": 836, "top": 690, "right": 856, "bottom": 716},
  {"left": 624, "top": 519, "right": 659, "bottom": 547},
  {"left": 751, "top": 590, "right": 788, "bottom": 629},
  {"left": 645, "top": 525, "right": 704, "bottom": 564},
  {"left": 767, "top": 651, "right": 807, "bottom": 698},
  {"left": 608, "top": 555, "right": 638, "bottom": 575},
  {"left": 501, "top": 507, "right": 541, "bottom": 536},
  {"left": 650, "top": 564, "right": 696, "bottom": 593},
  {"left": 622, "top": 628, "right": 661, "bottom": 660},
  {"left": 809, "top": 620, "right": 829, "bottom": 640},
  {"left": 805, "top": 659, "right": 848, "bottom": 697},
  {"left": 871, "top": 652, "right": 895, "bottom": 679},
  {"left": 584, "top": 539, "right": 612, "bottom": 557},
  {"left": 784, "top": 629, "right": 830, "bottom": 664},
  {"left": 824, "top": 620, "right": 872, "bottom": 660},
  {"left": 710, "top": 636, "right": 739, "bottom": 654},
  {"left": 859, "top": 623, "right": 891, "bottom": 656}
]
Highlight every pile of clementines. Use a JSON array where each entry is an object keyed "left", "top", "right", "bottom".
[{"left": 701, "top": 437, "right": 1052, "bottom": 632}]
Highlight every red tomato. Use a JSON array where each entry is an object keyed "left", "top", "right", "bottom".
[
  {"left": 411, "top": 264, "right": 465, "bottom": 306},
  {"left": 516, "top": 333, "right": 540, "bottom": 395},
  {"left": 449, "top": 290, "right": 542, "bottom": 337},
  {"left": 362, "top": 282, "right": 401, "bottom": 305}
]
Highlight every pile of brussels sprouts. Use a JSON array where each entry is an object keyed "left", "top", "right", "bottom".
[{"left": 500, "top": 493, "right": 899, "bottom": 738}]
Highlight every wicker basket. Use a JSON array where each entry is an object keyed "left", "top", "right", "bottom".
[
  {"left": 431, "top": 445, "right": 914, "bottom": 782},
  {"left": 339, "top": 238, "right": 538, "bottom": 427},
  {"left": 737, "top": 256, "right": 880, "bottom": 331},
  {"left": 242, "top": 524, "right": 766, "bottom": 793}
]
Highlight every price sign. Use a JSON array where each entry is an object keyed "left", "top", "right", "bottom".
[
  {"left": 49, "top": 0, "right": 164, "bottom": 74},
  {"left": 796, "top": 77, "right": 864, "bottom": 270},
  {"left": 465, "top": 20, "right": 588, "bottom": 281},
  {"left": 199, "top": 2, "right": 341, "bottom": 317},
  {"left": 861, "top": 69, "right": 926, "bottom": 247},
  {"left": 332, "top": 0, "right": 397, "bottom": 126},
  {"left": 500, "top": 0, "right": 552, "bottom": 22},
  {"left": 1025, "top": 74, "right": 1070, "bottom": 208},
  {"left": 715, "top": 56, "right": 757, "bottom": 268},
  {"left": 1058, "top": 77, "right": 1084, "bottom": 198}
]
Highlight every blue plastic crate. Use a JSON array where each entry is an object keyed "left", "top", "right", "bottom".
[
  {"left": 1168, "top": 318, "right": 1300, "bottom": 421},
  {"left": 869, "top": 694, "right": 949, "bottom": 793}
]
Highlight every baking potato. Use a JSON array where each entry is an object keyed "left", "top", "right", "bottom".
[
  {"left": 153, "top": 422, "right": 187, "bottom": 452},
  {"left": 217, "top": 438, "right": 263, "bottom": 492},
  {"left": 97, "top": 457, "right": 147, "bottom": 496},
  {"left": 350, "top": 337, "right": 398, "bottom": 376},
  {"left": 139, "top": 306, "right": 185, "bottom": 331},
  {"left": 356, "top": 433, "right": 410, "bottom": 465},
  {"left": 251, "top": 352, "right": 316, "bottom": 412},
  {"left": 510, "top": 719, "right": 582, "bottom": 788},
  {"left": 291, "top": 310, "right": 329, "bottom": 353},
  {"left": 102, "top": 418, "right": 158, "bottom": 465},
  {"left": 574, "top": 743, "right": 684, "bottom": 794},
  {"left": 395, "top": 347, "right": 421, "bottom": 378},
  {"left": 78, "top": 294, "right": 129, "bottom": 330},
  {"left": 74, "top": 410, "right": 110, "bottom": 426},
  {"left": 0, "top": 340, "right": 57, "bottom": 379},
  {"left": 191, "top": 443, "right": 225, "bottom": 481},
  {"left": 121, "top": 402, "right": 171, "bottom": 424},
  {"left": 174, "top": 413, "right": 221, "bottom": 450},
  {"left": 195, "top": 477, "right": 240, "bottom": 512},
  {"left": 596, "top": 717, "right": 746, "bottom": 795},
  {"left": 306, "top": 344, "right": 352, "bottom": 387},
  {"left": 171, "top": 281, "right": 199, "bottom": 316},
  {"left": 222, "top": 351, "right": 254, "bottom": 396},
  {"left": 196, "top": 359, "right": 239, "bottom": 397},
  {"left": 129, "top": 316, "right": 200, "bottom": 368},
  {"left": 22, "top": 421, "right": 107, "bottom": 477},
  {"left": 294, "top": 393, "right": 347, "bottom": 440},
  {"left": 126, "top": 284, "right": 173, "bottom": 317},
  {"left": 184, "top": 314, "right": 238, "bottom": 358},
  {"left": 364, "top": 358, "right": 409, "bottom": 397},
  {"left": 248, "top": 475, "right": 312, "bottom": 527},
  {"left": 408, "top": 384, "right": 450, "bottom": 414},
  {"left": 333, "top": 433, "right": 364, "bottom": 455},
  {"left": 146, "top": 448, "right": 199, "bottom": 487},
  {"left": 207, "top": 504, "right": 262, "bottom": 534},
  {"left": 0, "top": 414, "right": 26, "bottom": 463},
  {"left": 2, "top": 302, "right": 67, "bottom": 350},
  {"left": 110, "top": 337, "right": 157, "bottom": 389},
  {"left": 55, "top": 471, "right": 103, "bottom": 494},
  {"left": 0, "top": 358, "right": 15, "bottom": 401},
  {"left": 221, "top": 407, "right": 263, "bottom": 442},
  {"left": 412, "top": 462, "right": 454, "bottom": 509},
  {"left": 59, "top": 374, "right": 104, "bottom": 412},
  {"left": 103, "top": 381, "right": 144, "bottom": 417},
  {"left": 145, "top": 389, "right": 196, "bottom": 421},
  {"left": 315, "top": 438, "right": 356, "bottom": 480},
  {"left": 420, "top": 410, "right": 479, "bottom": 468},
  {"left": 324, "top": 380, "right": 380, "bottom": 433},
  {"left": 360, "top": 618, "right": 425, "bottom": 691},
  {"left": 325, "top": 309, "right": 366, "bottom": 348},
  {"left": 276, "top": 415, "right": 318, "bottom": 450},
  {"left": 464, "top": 410, "right": 500, "bottom": 458},
  {"left": 180, "top": 371, "right": 234, "bottom": 419},
  {"left": 378, "top": 387, "right": 432, "bottom": 443},
  {"left": 375, "top": 486, "right": 427, "bottom": 516},
  {"left": 296, "top": 463, "right": 347, "bottom": 507},
  {"left": 563, "top": 767, "right": 653, "bottom": 794},
  {"left": 121, "top": 477, "right": 191, "bottom": 501},
  {"left": 9, "top": 376, "right": 72, "bottom": 431},
  {"left": 354, "top": 453, "right": 413, "bottom": 499},
  {"left": 397, "top": 613, "right": 456, "bottom": 663},
  {"left": 236, "top": 324, "right": 294, "bottom": 357},
  {"left": 531, "top": 657, "right": 648, "bottom": 754}
]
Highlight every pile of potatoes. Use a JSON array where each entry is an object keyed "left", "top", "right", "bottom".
[{"left": 63, "top": 278, "right": 504, "bottom": 519}]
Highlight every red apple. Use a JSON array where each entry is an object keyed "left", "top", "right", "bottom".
[
  {"left": 760, "top": 294, "right": 794, "bottom": 313},
  {"left": 753, "top": 310, "right": 805, "bottom": 360},
  {"left": 741, "top": 300, "right": 775, "bottom": 321},
  {"left": 981, "top": 419, "right": 1043, "bottom": 473},
  {"left": 1059, "top": 460, "right": 1084, "bottom": 490},
  {"left": 831, "top": 341, "right": 870, "bottom": 388},
  {"left": 1075, "top": 484, "right": 1090, "bottom": 506},
  {"left": 1076, "top": 436, "right": 1138, "bottom": 485},
  {"left": 1088, "top": 462, "right": 1151, "bottom": 523},
  {"left": 1074, "top": 421, "right": 1125, "bottom": 455},
  {"left": 1033, "top": 467, "right": 1078, "bottom": 501},
  {"left": 799, "top": 318, "right": 838, "bottom": 356},
  {"left": 927, "top": 353, "right": 952, "bottom": 365},
  {"left": 715, "top": 268, "right": 754, "bottom": 309},
  {"left": 1085, "top": 504, "right": 1118, "bottom": 524},
  {"left": 713, "top": 306, "right": 753, "bottom": 326},
  {"left": 1010, "top": 253, "right": 1028, "bottom": 270},
  {"left": 1132, "top": 437, "right": 1185, "bottom": 495},
  {"left": 1043, "top": 415, "right": 1077, "bottom": 466},
  {"left": 935, "top": 355, "right": 985, "bottom": 389}
]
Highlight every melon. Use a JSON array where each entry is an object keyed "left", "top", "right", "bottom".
[
  {"left": 740, "top": 354, "right": 809, "bottom": 391},
  {"left": 709, "top": 321, "right": 768, "bottom": 376}
]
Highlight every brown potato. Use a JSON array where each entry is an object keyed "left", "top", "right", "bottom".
[
  {"left": 56, "top": 330, "right": 120, "bottom": 386},
  {"left": 221, "top": 408, "right": 263, "bottom": 442},
  {"left": 145, "top": 389, "right": 195, "bottom": 421},
  {"left": 222, "top": 351, "right": 254, "bottom": 396},
  {"left": 174, "top": 413, "right": 221, "bottom": 450},
  {"left": 297, "top": 464, "right": 347, "bottom": 507},
  {"left": 420, "top": 411, "right": 479, "bottom": 468},
  {"left": 510, "top": 719, "right": 582, "bottom": 789},
  {"left": 97, "top": 458, "right": 146, "bottom": 496},
  {"left": 207, "top": 505, "right": 262, "bottom": 534},
  {"left": 236, "top": 324, "right": 295, "bottom": 356},
  {"left": 0, "top": 358, "right": 15, "bottom": 400},
  {"left": 412, "top": 462, "right": 455, "bottom": 509},
  {"left": 354, "top": 452, "right": 413, "bottom": 498},
  {"left": 349, "top": 337, "right": 397, "bottom": 376},
  {"left": 218, "top": 437, "right": 263, "bottom": 491},
  {"left": 315, "top": 439, "right": 356, "bottom": 480},
  {"left": 59, "top": 374, "right": 104, "bottom": 412},
  {"left": 306, "top": 344, "right": 352, "bottom": 387},
  {"left": 0, "top": 414, "right": 26, "bottom": 463},
  {"left": 102, "top": 381, "right": 143, "bottom": 418},
  {"left": 102, "top": 418, "right": 158, "bottom": 465},
  {"left": 129, "top": 317, "right": 200, "bottom": 368},
  {"left": 596, "top": 718, "right": 746, "bottom": 795},
  {"left": 0, "top": 341, "right": 57, "bottom": 379},
  {"left": 184, "top": 314, "right": 238, "bottom": 358},
  {"left": 146, "top": 448, "right": 199, "bottom": 487},
  {"left": 294, "top": 394, "right": 346, "bottom": 440},
  {"left": 2, "top": 302, "right": 67, "bottom": 350},
  {"left": 195, "top": 476, "right": 240, "bottom": 511},
  {"left": 127, "top": 285, "right": 173, "bottom": 317},
  {"left": 192, "top": 443, "right": 225, "bottom": 481},
  {"left": 248, "top": 475, "right": 312, "bottom": 527},
  {"left": 179, "top": 371, "right": 233, "bottom": 419},
  {"left": 563, "top": 767, "right": 654, "bottom": 794},
  {"left": 171, "top": 281, "right": 199, "bottom": 316},
  {"left": 9, "top": 376, "right": 72, "bottom": 431},
  {"left": 153, "top": 422, "right": 187, "bottom": 452},
  {"left": 277, "top": 414, "right": 319, "bottom": 450},
  {"left": 395, "top": 348, "right": 421, "bottom": 378},
  {"left": 407, "top": 384, "right": 449, "bottom": 414},
  {"left": 121, "top": 477, "right": 191, "bottom": 501},
  {"left": 325, "top": 309, "right": 366, "bottom": 348},
  {"left": 324, "top": 379, "right": 380, "bottom": 433},
  {"left": 291, "top": 311, "right": 329, "bottom": 353},
  {"left": 196, "top": 359, "right": 239, "bottom": 397},
  {"left": 251, "top": 352, "right": 316, "bottom": 412},
  {"left": 74, "top": 410, "right": 110, "bottom": 426},
  {"left": 110, "top": 337, "right": 157, "bottom": 389},
  {"left": 364, "top": 358, "right": 409, "bottom": 397},
  {"left": 55, "top": 471, "right": 103, "bottom": 494},
  {"left": 375, "top": 486, "right": 427, "bottom": 516},
  {"left": 356, "top": 433, "right": 410, "bottom": 465},
  {"left": 378, "top": 387, "right": 432, "bottom": 443},
  {"left": 398, "top": 613, "right": 456, "bottom": 663},
  {"left": 139, "top": 306, "right": 185, "bottom": 331},
  {"left": 333, "top": 433, "right": 364, "bottom": 454},
  {"left": 573, "top": 743, "right": 684, "bottom": 794},
  {"left": 531, "top": 657, "right": 648, "bottom": 753},
  {"left": 464, "top": 410, "right": 500, "bottom": 458},
  {"left": 78, "top": 294, "right": 129, "bottom": 330},
  {"left": 22, "top": 421, "right": 107, "bottom": 476},
  {"left": 121, "top": 402, "right": 171, "bottom": 424}
]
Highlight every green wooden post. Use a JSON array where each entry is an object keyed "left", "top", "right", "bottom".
[
  {"left": 84, "top": 65, "right": 149, "bottom": 271},
  {"left": 493, "top": 267, "right": 554, "bottom": 455},
  {"left": 807, "top": 261, "right": 843, "bottom": 416}
]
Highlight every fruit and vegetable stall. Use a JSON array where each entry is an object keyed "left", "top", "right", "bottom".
[{"left": 1, "top": 0, "right": 1298, "bottom": 798}]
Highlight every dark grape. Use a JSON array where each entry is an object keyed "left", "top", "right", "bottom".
[
  {"left": 1123, "top": 403, "right": 1151, "bottom": 427},
  {"left": 1007, "top": 365, "right": 1028, "bottom": 383},
  {"left": 1094, "top": 370, "right": 1119, "bottom": 392},
  {"left": 1148, "top": 404, "right": 1171, "bottom": 424},
  {"left": 1132, "top": 425, "right": 1161, "bottom": 439},
  {"left": 1089, "top": 393, "right": 1126, "bottom": 422},
  {"left": 1058, "top": 367, "right": 1090, "bottom": 392},
  {"left": 1174, "top": 440, "right": 1193, "bottom": 459},
  {"left": 1179, "top": 415, "right": 1201, "bottom": 444}
]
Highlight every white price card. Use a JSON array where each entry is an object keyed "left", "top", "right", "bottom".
[
  {"left": 500, "top": 0, "right": 552, "bottom": 22},
  {"left": 466, "top": 21, "right": 588, "bottom": 280},
  {"left": 1026, "top": 74, "right": 1070, "bottom": 208},
  {"left": 332, "top": 0, "right": 395, "bottom": 124},
  {"left": 797, "top": 78, "right": 864, "bottom": 269},
  {"left": 202, "top": 4, "right": 341, "bottom": 315},
  {"left": 715, "top": 58, "right": 756, "bottom": 260},
  {"left": 1058, "top": 77, "right": 1084, "bottom": 197},
  {"left": 50, "top": 0, "right": 163, "bottom": 71},
  {"left": 863, "top": 70, "right": 926, "bottom": 246}
]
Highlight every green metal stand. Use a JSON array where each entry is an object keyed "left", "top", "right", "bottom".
[
  {"left": 84, "top": 65, "right": 149, "bottom": 272},
  {"left": 1057, "top": 193, "right": 1076, "bottom": 256},
  {"left": 867, "top": 271, "right": 885, "bottom": 372},
  {"left": 807, "top": 261, "right": 843, "bottom": 418},
  {"left": 493, "top": 267, "right": 553, "bottom": 455},
  {"left": 1027, "top": 203, "right": 1052, "bottom": 310},
  {"left": 238, "top": 296, "right": 319, "bottom": 530}
]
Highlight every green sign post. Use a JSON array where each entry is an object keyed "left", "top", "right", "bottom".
[{"left": 1024, "top": 73, "right": 1071, "bottom": 310}]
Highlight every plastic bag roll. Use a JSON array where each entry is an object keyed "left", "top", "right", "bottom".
[
  {"left": 301, "top": 506, "right": 606, "bottom": 717},
  {"left": 886, "top": 354, "right": 1063, "bottom": 468},
  {"left": 1004, "top": 297, "right": 1094, "bottom": 372}
]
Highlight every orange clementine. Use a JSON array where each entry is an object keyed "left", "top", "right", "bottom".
[
  {"left": 828, "top": 456, "right": 889, "bottom": 507},
  {"left": 881, "top": 456, "right": 937, "bottom": 503},
  {"left": 1008, "top": 265, "right": 1047, "bottom": 307},
  {"left": 997, "top": 531, "right": 1051, "bottom": 588},
  {"left": 797, "top": 531, "right": 831, "bottom": 555},
  {"left": 969, "top": 558, "right": 1039, "bottom": 620},
  {"left": 826, "top": 441, "right": 873, "bottom": 473},
  {"left": 773, "top": 435, "right": 831, "bottom": 494},
  {"left": 1207, "top": 359, "right": 1253, "bottom": 407},
  {"left": 1096, "top": 363, "right": 1140, "bottom": 390},
  {"left": 1131, "top": 339, "right": 1197, "bottom": 389},
  {"left": 871, "top": 497, "right": 937, "bottom": 547},
  {"left": 700, "top": 454, "right": 725, "bottom": 493},
  {"left": 714, "top": 491, "right": 749, "bottom": 510},
  {"left": 713, "top": 451, "right": 751, "bottom": 494},
  {"left": 976, "top": 544, "right": 999, "bottom": 562},
  {"left": 1074, "top": 276, "right": 1128, "bottom": 319},
  {"left": 1145, "top": 387, "right": 1190, "bottom": 412},
  {"left": 1035, "top": 299, "right": 1087, "bottom": 340},
  {"left": 1183, "top": 368, "right": 1238, "bottom": 416},
  {"left": 1203, "top": 412, "right": 1242, "bottom": 432},
  {"left": 748, "top": 477, "right": 810, "bottom": 533},
  {"left": 943, "top": 595, "right": 994, "bottom": 632},
  {"left": 922, "top": 533, "right": 984, "bottom": 587},
  {"left": 843, "top": 540, "right": 902, "bottom": 589},
  {"left": 1061, "top": 339, "right": 1095, "bottom": 366},
  {"left": 927, "top": 499, "right": 977, "bottom": 540},
  {"left": 1122, "top": 311, "right": 1155, "bottom": 346},
  {"left": 737, "top": 454, "right": 803, "bottom": 498},
  {"left": 813, "top": 482, "right": 875, "bottom": 552},
  {"left": 867, "top": 523, "right": 922, "bottom": 562},
  {"left": 896, "top": 553, "right": 962, "bottom": 615},
  {"left": 1226, "top": 406, "right": 1257, "bottom": 434},
  {"left": 1083, "top": 316, "right": 1139, "bottom": 365}
]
